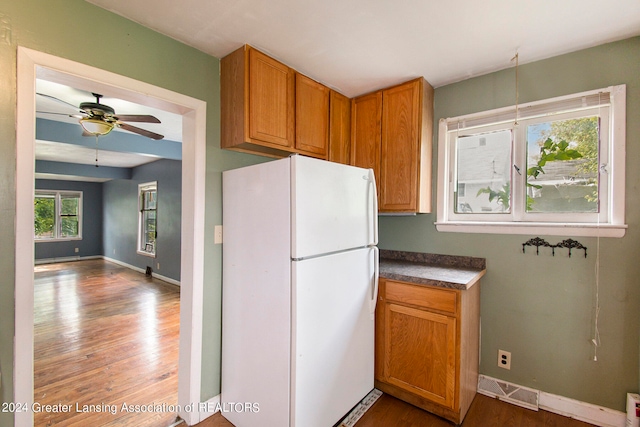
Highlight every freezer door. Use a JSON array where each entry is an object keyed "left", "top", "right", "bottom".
[
  {"left": 291, "top": 247, "right": 376, "bottom": 427},
  {"left": 291, "top": 155, "right": 377, "bottom": 259}
]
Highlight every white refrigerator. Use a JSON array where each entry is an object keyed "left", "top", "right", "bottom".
[{"left": 221, "top": 154, "right": 379, "bottom": 427}]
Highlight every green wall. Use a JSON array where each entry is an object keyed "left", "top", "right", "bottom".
[
  {"left": 379, "top": 37, "right": 640, "bottom": 412},
  {"left": 0, "top": 1, "right": 637, "bottom": 425},
  {"left": 0, "top": 1, "right": 262, "bottom": 426}
]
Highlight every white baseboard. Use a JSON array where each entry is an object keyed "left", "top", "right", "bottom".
[
  {"left": 195, "top": 394, "right": 221, "bottom": 424},
  {"left": 102, "top": 256, "right": 181, "bottom": 286},
  {"left": 478, "top": 375, "right": 626, "bottom": 427},
  {"left": 539, "top": 392, "right": 626, "bottom": 427},
  {"left": 38, "top": 255, "right": 181, "bottom": 286},
  {"left": 35, "top": 255, "right": 102, "bottom": 265}
]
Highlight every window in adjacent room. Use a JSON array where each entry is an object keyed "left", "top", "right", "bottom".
[
  {"left": 436, "top": 85, "right": 626, "bottom": 237},
  {"left": 34, "top": 190, "right": 82, "bottom": 241},
  {"left": 138, "top": 181, "right": 158, "bottom": 257}
]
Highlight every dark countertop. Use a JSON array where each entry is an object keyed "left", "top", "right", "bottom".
[{"left": 379, "top": 250, "right": 486, "bottom": 290}]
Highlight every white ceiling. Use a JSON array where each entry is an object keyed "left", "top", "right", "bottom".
[{"left": 86, "top": 0, "right": 640, "bottom": 97}]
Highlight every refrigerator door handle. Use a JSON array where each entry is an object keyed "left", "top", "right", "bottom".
[
  {"left": 370, "top": 246, "right": 380, "bottom": 319},
  {"left": 368, "top": 169, "right": 379, "bottom": 246}
]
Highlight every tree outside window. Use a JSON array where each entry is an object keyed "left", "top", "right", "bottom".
[
  {"left": 34, "top": 191, "right": 82, "bottom": 240},
  {"left": 437, "top": 85, "right": 626, "bottom": 237}
]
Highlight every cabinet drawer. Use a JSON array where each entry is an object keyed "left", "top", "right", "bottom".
[{"left": 385, "top": 280, "right": 457, "bottom": 315}]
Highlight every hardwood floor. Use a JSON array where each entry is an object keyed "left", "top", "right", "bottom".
[
  {"left": 33, "top": 259, "right": 181, "bottom": 427},
  {"left": 194, "top": 393, "right": 596, "bottom": 427}
]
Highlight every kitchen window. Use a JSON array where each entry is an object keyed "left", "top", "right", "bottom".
[
  {"left": 436, "top": 85, "right": 626, "bottom": 237},
  {"left": 138, "top": 182, "right": 157, "bottom": 257},
  {"left": 34, "top": 190, "right": 82, "bottom": 241}
]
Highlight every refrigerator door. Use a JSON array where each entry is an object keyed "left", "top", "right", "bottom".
[
  {"left": 291, "top": 155, "right": 377, "bottom": 259},
  {"left": 291, "top": 247, "right": 377, "bottom": 427}
]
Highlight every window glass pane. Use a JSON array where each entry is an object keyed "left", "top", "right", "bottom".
[
  {"left": 34, "top": 195, "right": 55, "bottom": 238},
  {"left": 142, "top": 210, "right": 156, "bottom": 251},
  {"left": 526, "top": 117, "right": 599, "bottom": 213},
  {"left": 60, "top": 217, "right": 79, "bottom": 237},
  {"left": 455, "top": 130, "right": 512, "bottom": 213},
  {"left": 60, "top": 195, "right": 80, "bottom": 237},
  {"left": 60, "top": 196, "right": 78, "bottom": 215},
  {"left": 144, "top": 190, "right": 157, "bottom": 210}
]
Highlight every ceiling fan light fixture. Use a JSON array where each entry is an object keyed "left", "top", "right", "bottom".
[{"left": 79, "top": 117, "right": 114, "bottom": 136}]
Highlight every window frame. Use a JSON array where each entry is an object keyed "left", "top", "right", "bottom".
[
  {"left": 34, "top": 190, "right": 83, "bottom": 242},
  {"left": 137, "top": 181, "right": 158, "bottom": 257},
  {"left": 436, "top": 85, "right": 627, "bottom": 237}
]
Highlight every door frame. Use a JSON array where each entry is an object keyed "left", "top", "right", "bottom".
[{"left": 15, "top": 47, "right": 207, "bottom": 426}]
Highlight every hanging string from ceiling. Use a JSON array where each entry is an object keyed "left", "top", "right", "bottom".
[
  {"left": 592, "top": 90, "right": 603, "bottom": 362},
  {"left": 511, "top": 52, "right": 519, "bottom": 126},
  {"left": 95, "top": 134, "right": 100, "bottom": 168}
]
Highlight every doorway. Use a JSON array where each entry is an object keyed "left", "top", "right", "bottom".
[{"left": 15, "top": 47, "right": 207, "bottom": 426}]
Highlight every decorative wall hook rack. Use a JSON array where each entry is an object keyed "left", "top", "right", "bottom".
[
  {"left": 555, "top": 239, "right": 588, "bottom": 258},
  {"left": 522, "top": 237, "right": 552, "bottom": 255},
  {"left": 522, "top": 237, "right": 587, "bottom": 258}
]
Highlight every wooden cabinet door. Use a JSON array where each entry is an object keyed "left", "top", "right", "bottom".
[
  {"left": 295, "top": 74, "right": 329, "bottom": 158},
  {"left": 248, "top": 48, "right": 295, "bottom": 148},
  {"left": 328, "top": 90, "right": 351, "bottom": 164},
  {"left": 383, "top": 302, "right": 456, "bottom": 410},
  {"left": 380, "top": 79, "right": 421, "bottom": 211},
  {"left": 351, "top": 91, "right": 382, "bottom": 186}
]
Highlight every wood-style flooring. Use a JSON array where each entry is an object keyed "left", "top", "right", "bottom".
[
  {"left": 195, "top": 393, "right": 596, "bottom": 427},
  {"left": 33, "top": 259, "right": 181, "bottom": 427}
]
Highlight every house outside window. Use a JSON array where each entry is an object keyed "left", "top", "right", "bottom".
[
  {"left": 138, "top": 182, "right": 157, "bottom": 257},
  {"left": 34, "top": 190, "right": 82, "bottom": 241},
  {"left": 436, "top": 85, "right": 626, "bottom": 237}
]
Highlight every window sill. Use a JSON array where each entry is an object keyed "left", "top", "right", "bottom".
[
  {"left": 137, "top": 250, "right": 156, "bottom": 258},
  {"left": 35, "top": 237, "right": 82, "bottom": 243},
  {"left": 434, "top": 221, "right": 627, "bottom": 238}
]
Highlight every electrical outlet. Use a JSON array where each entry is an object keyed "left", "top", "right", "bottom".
[
  {"left": 157, "top": 263, "right": 160, "bottom": 270},
  {"left": 74, "top": 248, "right": 79, "bottom": 253},
  {"left": 498, "top": 350, "right": 511, "bottom": 370}
]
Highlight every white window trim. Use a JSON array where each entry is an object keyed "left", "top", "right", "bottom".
[
  {"left": 34, "top": 190, "right": 83, "bottom": 242},
  {"left": 436, "top": 85, "right": 627, "bottom": 237},
  {"left": 137, "top": 181, "right": 157, "bottom": 257}
]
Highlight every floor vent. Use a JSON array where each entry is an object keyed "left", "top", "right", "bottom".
[
  {"left": 477, "top": 374, "right": 540, "bottom": 411},
  {"left": 340, "top": 388, "right": 383, "bottom": 427}
]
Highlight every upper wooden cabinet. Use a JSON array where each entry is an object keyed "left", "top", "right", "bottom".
[
  {"left": 221, "top": 46, "right": 435, "bottom": 206},
  {"left": 351, "top": 78, "right": 434, "bottom": 213},
  {"left": 350, "top": 91, "right": 382, "bottom": 190},
  {"left": 328, "top": 90, "right": 351, "bottom": 164},
  {"left": 295, "top": 74, "right": 330, "bottom": 158},
  {"left": 221, "top": 45, "right": 295, "bottom": 157},
  {"left": 221, "top": 45, "right": 334, "bottom": 159}
]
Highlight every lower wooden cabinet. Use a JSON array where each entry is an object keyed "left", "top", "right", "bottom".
[{"left": 375, "top": 278, "right": 480, "bottom": 425}]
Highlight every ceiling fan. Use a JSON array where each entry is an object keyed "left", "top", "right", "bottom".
[{"left": 36, "top": 92, "right": 165, "bottom": 140}]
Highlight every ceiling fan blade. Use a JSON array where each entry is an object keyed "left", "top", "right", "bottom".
[
  {"left": 36, "top": 92, "right": 84, "bottom": 113},
  {"left": 113, "top": 114, "right": 161, "bottom": 123},
  {"left": 117, "top": 122, "right": 164, "bottom": 140},
  {"left": 36, "top": 110, "right": 85, "bottom": 119}
]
